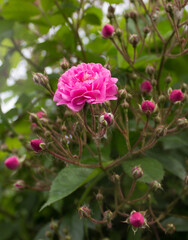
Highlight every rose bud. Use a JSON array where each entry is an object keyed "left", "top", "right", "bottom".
[
  {"left": 4, "top": 156, "right": 20, "bottom": 170},
  {"left": 145, "top": 65, "right": 155, "bottom": 76},
  {"left": 140, "top": 80, "right": 153, "bottom": 93},
  {"left": 99, "top": 113, "right": 114, "bottom": 127},
  {"left": 36, "top": 112, "right": 46, "bottom": 118},
  {"left": 78, "top": 206, "right": 91, "bottom": 218},
  {"left": 141, "top": 100, "right": 155, "bottom": 114},
  {"left": 129, "top": 212, "right": 145, "bottom": 228},
  {"left": 30, "top": 139, "right": 45, "bottom": 152},
  {"left": 102, "top": 24, "right": 114, "bottom": 38},
  {"left": 14, "top": 180, "right": 25, "bottom": 190},
  {"left": 169, "top": 89, "right": 184, "bottom": 103},
  {"left": 150, "top": 180, "right": 163, "bottom": 190},
  {"left": 60, "top": 58, "right": 70, "bottom": 70},
  {"left": 131, "top": 166, "right": 143, "bottom": 179},
  {"left": 129, "top": 34, "right": 139, "bottom": 48}
]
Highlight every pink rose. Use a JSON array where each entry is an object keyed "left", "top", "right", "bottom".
[
  {"left": 141, "top": 100, "right": 155, "bottom": 114},
  {"left": 30, "top": 139, "right": 45, "bottom": 152},
  {"left": 53, "top": 63, "right": 118, "bottom": 111}
]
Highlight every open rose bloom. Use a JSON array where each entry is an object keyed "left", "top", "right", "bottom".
[{"left": 53, "top": 63, "right": 118, "bottom": 111}]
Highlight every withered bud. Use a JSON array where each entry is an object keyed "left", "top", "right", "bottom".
[
  {"left": 184, "top": 175, "right": 188, "bottom": 185},
  {"left": 165, "top": 75, "right": 172, "bottom": 84},
  {"left": 45, "top": 231, "right": 53, "bottom": 238},
  {"left": 158, "top": 95, "right": 166, "bottom": 103},
  {"left": 151, "top": 79, "right": 157, "bottom": 86},
  {"left": 155, "top": 125, "right": 167, "bottom": 137},
  {"left": 143, "top": 26, "right": 150, "bottom": 37},
  {"left": 104, "top": 62, "right": 112, "bottom": 70},
  {"left": 60, "top": 58, "right": 70, "bottom": 70},
  {"left": 115, "top": 28, "right": 122, "bottom": 38},
  {"left": 182, "top": 83, "right": 188, "bottom": 92},
  {"left": 129, "top": 11, "right": 137, "bottom": 21},
  {"left": 33, "top": 73, "right": 49, "bottom": 87},
  {"left": 177, "top": 117, "right": 188, "bottom": 128},
  {"left": 111, "top": 174, "right": 120, "bottom": 183},
  {"left": 104, "top": 210, "right": 113, "bottom": 222},
  {"left": 29, "top": 113, "right": 38, "bottom": 123},
  {"left": 124, "top": 11, "right": 130, "bottom": 19},
  {"left": 129, "top": 34, "right": 139, "bottom": 48},
  {"left": 166, "top": 223, "right": 176, "bottom": 234},
  {"left": 44, "top": 130, "right": 51, "bottom": 138},
  {"left": 121, "top": 101, "right": 129, "bottom": 109},
  {"left": 154, "top": 115, "right": 161, "bottom": 123},
  {"left": 107, "top": 12, "right": 114, "bottom": 20},
  {"left": 0, "top": 144, "right": 9, "bottom": 152},
  {"left": 108, "top": 5, "right": 115, "bottom": 14},
  {"left": 118, "top": 89, "right": 127, "bottom": 100},
  {"left": 78, "top": 206, "right": 91, "bottom": 218},
  {"left": 150, "top": 180, "right": 163, "bottom": 190},
  {"left": 166, "top": 3, "right": 174, "bottom": 18},
  {"left": 96, "top": 192, "right": 104, "bottom": 201},
  {"left": 145, "top": 65, "right": 155, "bottom": 76},
  {"left": 50, "top": 220, "right": 58, "bottom": 231}
]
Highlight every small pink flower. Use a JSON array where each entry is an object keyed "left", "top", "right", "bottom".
[
  {"left": 36, "top": 112, "right": 46, "bottom": 118},
  {"left": 130, "top": 212, "right": 144, "bottom": 228},
  {"left": 53, "top": 63, "right": 118, "bottom": 112},
  {"left": 169, "top": 89, "right": 184, "bottom": 102},
  {"left": 140, "top": 80, "right": 152, "bottom": 93},
  {"left": 30, "top": 139, "right": 45, "bottom": 152},
  {"left": 141, "top": 100, "right": 155, "bottom": 114},
  {"left": 4, "top": 156, "right": 19, "bottom": 170},
  {"left": 102, "top": 24, "right": 114, "bottom": 38}
]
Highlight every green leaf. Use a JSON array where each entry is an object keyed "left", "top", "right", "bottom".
[
  {"left": 41, "top": 0, "right": 54, "bottom": 11},
  {"left": 83, "top": 7, "right": 103, "bottom": 25},
  {"left": 0, "top": 20, "right": 14, "bottom": 41},
  {"left": 1, "top": 1, "right": 41, "bottom": 21},
  {"left": 135, "top": 54, "right": 160, "bottom": 68},
  {"left": 123, "top": 157, "right": 164, "bottom": 183},
  {"left": 101, "top": 0, "right": 123, "bottom": 3},
  {"left": 41, "top": 165, "right": 102, "bottom": 210},
  {"left": 147, "top": 150, "right": 186, "bottom": 180},
  {"left": 162, "top": 217, "right": 188, "bottom": 231}
]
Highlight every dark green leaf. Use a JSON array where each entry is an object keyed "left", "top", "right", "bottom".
[
  {"left": 84, "top": 7, "right": 103, "bottom": 25},
  {"left": 41, "top": 165, "right": 102, "bottom": 210},
  {"left": 123, "top": 157, "right": 164, "bottom": 183},
  {"left": 1, "top": 1, "right": 41, "bottom": 21}
]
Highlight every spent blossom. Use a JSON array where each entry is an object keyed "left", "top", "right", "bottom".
[{"left": 53, "top": 63, "right": 118, "bottom": 111}]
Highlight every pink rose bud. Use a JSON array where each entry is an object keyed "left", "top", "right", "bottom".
[
  {"left": 131, "top": 166, "right": 143, "bottom": 179},
  {"left": 102, "top": 24, "right": 114, "bottom": 38},
  {"left": 99, "top": 113, "right": 114, "bottom": 126},
  {"left": 30, "top": 139, "right": 45, "bottom": 152},
  {"left": 141, "top": 100, "right": 155, "bottom": 114},
  {"left": 78, "top": 206, "right": 91, "bottom": 218},
  {"left": 169, "top": 89, "right": 184, "bottom": 103},
  {"left": 130, "top": 212, "right": 144, "bottom": 228},
  {"left": 4, "top": 156, "right": 19, "bottom": 170},
  {"left": 140, "top": 80, "right": 153, "bottom": 93},
  {"left": 14, "top": 180, "right": 25, "bottom": 190},
  {"left": 36, "top": 112, "right": 46, "bottom": 118}
]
